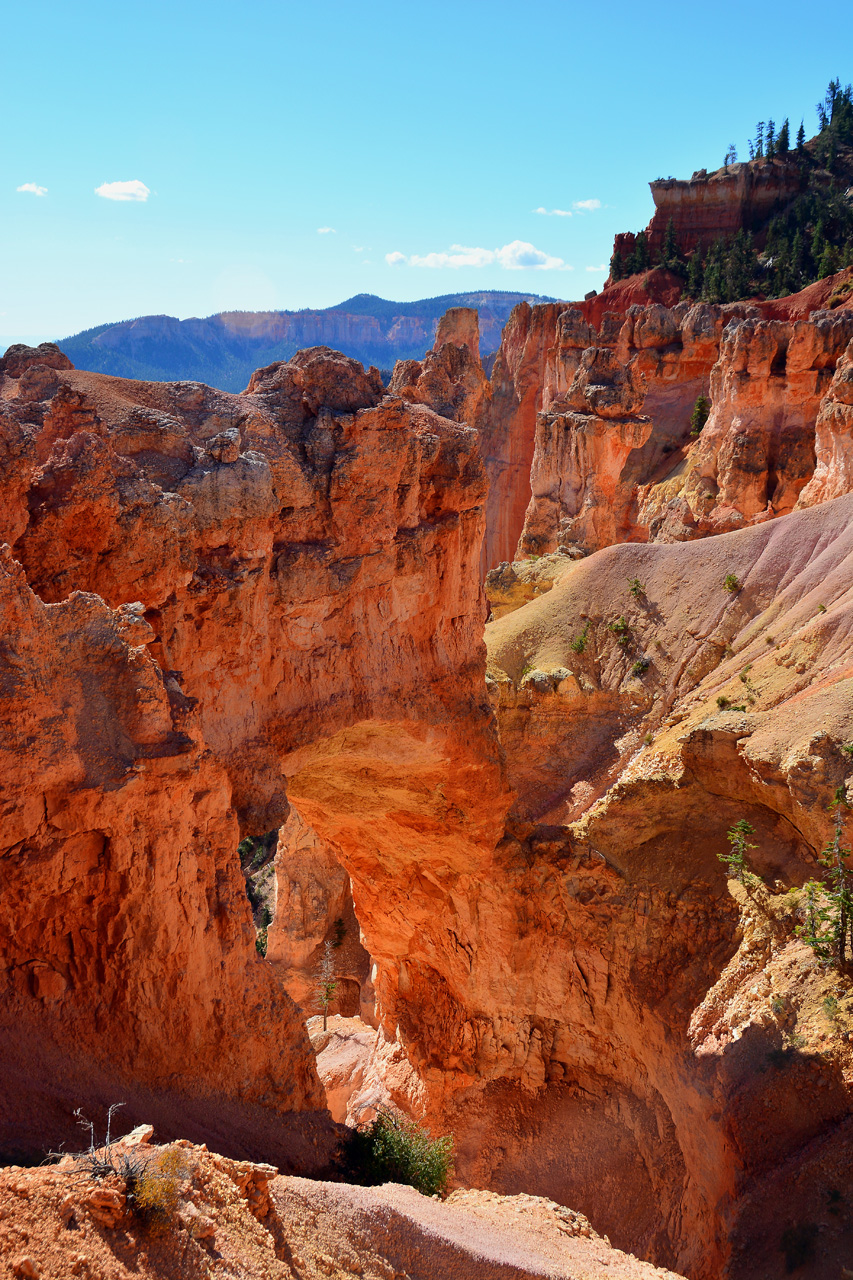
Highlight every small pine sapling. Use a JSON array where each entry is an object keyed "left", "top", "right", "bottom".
[
  {"left": 718, "top": 818, "right": 762, "bottom": 887},
  {"left": 317, "top": 940, "right": 339, "bottom": 1031}
]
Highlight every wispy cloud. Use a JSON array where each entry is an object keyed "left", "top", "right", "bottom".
[
  {"left": 573, "top": 198, "right": 601, "bottom": 211},
  {"left": 352, "top": 245, "right": 364, "bottom": 253},
  {"left": 386, "top": 240, "right": 571, "bottom": 271},
  {"left": 95, "top": 180, "right": 150, "bottom": 202},
  {"left": 585, "top": 264, "right": 608, "bottom": 272},
  {"left": 534, "top": 206, "right": 572, "bottom": 217},
  {"left": 17, "top": 183, "right": 47, "bottom": 197},
  {"left": 317, "top": 226, "right": 336, "bottom": 234}
]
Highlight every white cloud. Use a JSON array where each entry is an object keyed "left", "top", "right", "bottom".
[
  {"left": 352, "top": 244, "right": 364, "bottom": 253},
  {"left": 17, "top": 183, "right": 47, "bottom": 197},
  {"left": 387, "top": 240, "right": 571, "bottom": 271},
  {"left": 317, "top": 226, "right": 336, "bottom": 234},
  {"left": 586, "top": 264, "right": 608, "bottom": 272},
  {"left": 534, "top": 206, "right": 572, "bottom": 217},
  {"left": 95, "top": 179, "right": 150, "bottom": 202},
  {"left": 573, "top": 198, "right": 601, "bottom": 211}
]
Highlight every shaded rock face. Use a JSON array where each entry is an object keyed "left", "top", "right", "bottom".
[
  {"left": 266, "top": 809, "right": 376, "bottom": 1023},
  {"left": 0, "top": 341, "right": 506, "bottom": 1160}
]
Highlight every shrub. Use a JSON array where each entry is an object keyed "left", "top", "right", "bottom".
[
  {"left": 631, "top": 657, "right": 650, "bottom": 676},
  {"left": 255, "top": 927, "right": 268, "bottom": 957},
  {"left": 332, "top": 917, "right": 347, "bottom": 948},
  {"left": 130, "top": 1148, "right": 188, "bottom": 1227},
  {"left": 717, "top": 695, "right": 731, "bottom": 710},
  {"left": 609, "top": 616, "right": 630, "bottom": 635},
  {"left": 68, "top": 1107, "right": 187, "bottom": 1229},
  {"left": 796, "top": 808, "right": 853, "bottom": 967},
  {"left": 570, "top": 620, "right": 590, "bottom": 655},
  {"left": 689, "top": 395, "right": 711, "bottom": 436},
  {"left": 348, "top": 1107, "right": 454, "bottom": 1197},
  {"left": 724, "top": 573, "right": 740, "bottom": 592},
  {"left": 628, "top": 578, "right": 645, "bottom": 600}
]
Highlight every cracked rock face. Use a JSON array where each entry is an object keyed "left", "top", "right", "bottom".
[
  {"left": 481, "top": 298, "right": 853, "bottom": 567},
  {"left": 3, "top": 319, "right": 853, "bottom": 1280},
  {"left": 0, "top": 341, "right": 506, "bottom": 1162}
]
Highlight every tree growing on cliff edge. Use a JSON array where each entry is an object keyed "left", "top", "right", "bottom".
[
  {"left": 689, "top": 395, "right": 711, "bottom": 436},
  {"left": 718, "top": 819, "right": 761, "bottom": 887},
  {"left": 797, "top": 806, "right": 853, "bottom": 968},
  {"left": 317, "top": 940, "right": 339, "bottom": 1031}
]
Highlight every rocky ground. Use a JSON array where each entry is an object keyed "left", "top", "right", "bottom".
[{"left": 0, "top": 1131, "right": 685, "bottom": 1280}]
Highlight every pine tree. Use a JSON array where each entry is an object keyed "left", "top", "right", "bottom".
[
  {"left": 777, "top": 118, "right": 790, "bottom": 154},
  {"left": 796, "top": 120, "right": 806, "bottom": 152},
  {"left": 718, "top": 819, "right": 761, "bottom": 886},
  {"left": 686, "top": 248, "right": 704, "bottom": 297},
  {"left": 629, "top": 230, "right": 649, "bottom": 274},
  {"left": 796, "top": 807, "right": 853, "bottom": 968},
  {"left": 702, "top": 239, "right": 726, "bottom": 303},
  {"left": 610, "top": 250, "right": 625, "bottom": 282},
  {"left": 755, "top": 122, "right": 765, "bottom": 158},
  {"left": 659, "top": 217, "right": 683, "bottom": 274},
  {"left": 819, "top": 243, "right": 837, "bottom": 279},
  {"left": 316, "top": 940, "right": 339, "bottom": 1031},
  {"left": 766, "top": 119, "right": 776, "bottom": 158}
]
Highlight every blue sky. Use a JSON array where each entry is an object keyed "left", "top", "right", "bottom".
[{"left": 3, "top": 0, "right": 853, "bottom": 344}]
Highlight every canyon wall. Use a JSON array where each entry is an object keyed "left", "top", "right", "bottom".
[
  {"left": 476, "top": 295, "right": 853, "bottom": 567},
  {"left": 4, "top": 300, "right": 853, "bottom": 1280},
  {"left": 0, "top": 339, "right": 508, "bottom": 1160}
]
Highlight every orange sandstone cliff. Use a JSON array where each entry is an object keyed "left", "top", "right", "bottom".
[{"left": 2, "top": 299, "right": 853, "bottom": 1280}]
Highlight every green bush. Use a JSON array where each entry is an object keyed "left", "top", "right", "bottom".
[
  {"left": 724, "top": 573, "right": 740, "bottom": 592},
  {"left": 689, "top": 395, "right": 711, "bottom": 436},
  {"left": 347, "top": 1107, "right": 454, "bottom": 1196},
  {"left": 570, "top": 620, "right": 590, "bottom": 655}
]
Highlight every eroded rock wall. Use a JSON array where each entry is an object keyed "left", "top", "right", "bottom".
[
  {"left": 0, "top": 341, "right": 507, "bottom": 1158},
  {"left": 472, "top": 495, "right": 853, "bottom": 1276},
  {"left": 484, "top": 298, "right": 853, "bottom": 565}
]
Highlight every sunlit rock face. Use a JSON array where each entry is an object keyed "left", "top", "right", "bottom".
[
  {"left": 479, "top": 297, "right": 853, "bottom": 568},
  {"left": 3, "top": 323, "right": 853, "bottom": 1280},
  {"left": 0, "top": 340, "right": 507, "bottom": 1163}
]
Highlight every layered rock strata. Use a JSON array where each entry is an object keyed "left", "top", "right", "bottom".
[
  {"left": 3, "top": 323, "right": 853, "bottom": 1280},
  {"left": 0, "top": 341, "right": 507, "bottom": 1159},
  {"left": 480, "top": 297, "right": 853, "bottom": 565}
]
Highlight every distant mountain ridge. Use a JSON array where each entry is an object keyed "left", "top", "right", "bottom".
[{"left": 57, "top": 291, "right": 560, "bottom": 391}]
